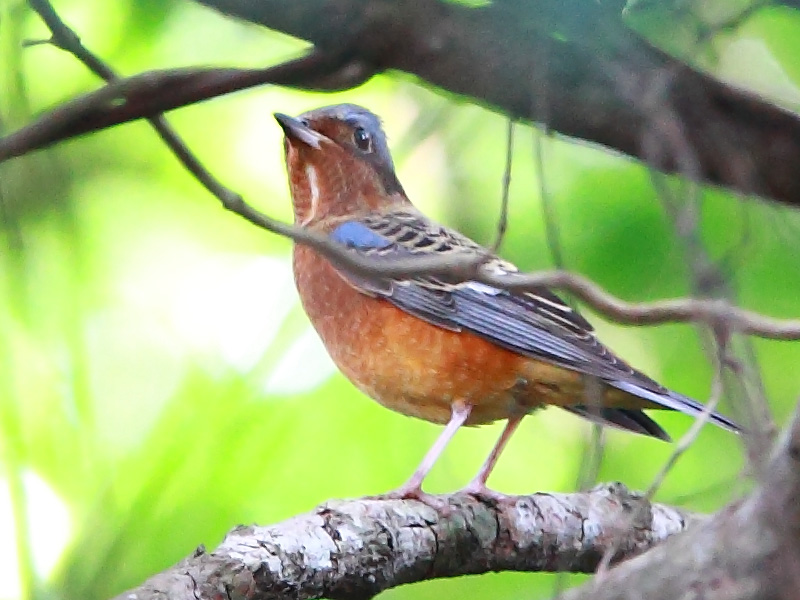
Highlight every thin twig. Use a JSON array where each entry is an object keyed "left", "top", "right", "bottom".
[
  {"left": 645, "top": 347, "right": 724, "bottom": 499},
  {"left": 491, "top": 118, "right": 514, "bottom": 252},
  {"left": 4, "top": 39, "right": 370, "bottom": 162},
  {"left": 489, "top": 270, "right": 800, "bottom": 339},
  {"left": 594, "top": 337, "right": 726, "bottom": 581},
  {"left": 28, "top": 0, "right": 242, "bottom": 205},
  {"left": 533, "top": 129, "right": 566, "bottom": 270},
  {"left": 29, "top": 0, "right": 115, "bottom": 78},
  {"left": 183, "top": 197, "right": 800, "bottom": 340},
  {"left": 645, "top": 19, "right": 775, "bottom": 469},
  {"left": 655, "top": 170, "right": 774, "bottom": 466}
]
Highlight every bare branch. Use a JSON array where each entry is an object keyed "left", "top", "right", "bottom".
[
  {"left": 0, "top": 48, "right": 372, "bottom": 161},
  {"left": 110, "top": 484, "right": 696, "bottom": 600},
  {"left": 27, "top": 0, "right": 245, "bottom": 206},
  {"left": 498, "top": 270, "right": 800, "bottom": 340},
  {"left": 203, "top": 191, "right": 800, "bottom": 341},
  {"left": 184, "top": 184, "right": 800, "bottom": 341}
]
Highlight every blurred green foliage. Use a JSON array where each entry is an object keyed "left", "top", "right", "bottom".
[{"left": 1, "top": 1, "right": 800, "bottom": 599}]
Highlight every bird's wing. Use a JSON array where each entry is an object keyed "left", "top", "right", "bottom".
[
  {"left": 328, "top": 211, "right": 738, "bottom": 432},
  {"left": 329, "top": 210, "right": 637, "bottom": 379}
]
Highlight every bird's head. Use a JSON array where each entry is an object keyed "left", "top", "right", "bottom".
[{"left": 274, "top": 104, "right": 407, "bottom": 226}]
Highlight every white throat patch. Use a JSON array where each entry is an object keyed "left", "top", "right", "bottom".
[{"left": 301, "top": 164, "right": 320, "bottom": 226}]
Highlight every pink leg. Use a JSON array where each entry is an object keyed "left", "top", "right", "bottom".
[
  {"left": 462, "top": 415, "right": 523, "bottom": 500},
  {"left": 380, "top": 402, "right": 472, "bottom": 504}
]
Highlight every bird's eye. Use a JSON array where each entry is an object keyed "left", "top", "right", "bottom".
[{"left": 353, "top": 127, "right": 372, "bottom": 152}]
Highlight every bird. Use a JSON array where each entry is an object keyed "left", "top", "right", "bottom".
[{"left": 274, "top": 103, "right": 738, "bottom": 503}]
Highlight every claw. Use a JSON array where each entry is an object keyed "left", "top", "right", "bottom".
[
  {"left": 460, "top": 480, "right": 514, "bottom": 504},
  {"left": 365, "top": 484, "right": 452, "bottom": 514}
]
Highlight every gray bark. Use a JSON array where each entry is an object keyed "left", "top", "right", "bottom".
[{"left": 112, "top": 484, "right": 696, "bottom": 600}]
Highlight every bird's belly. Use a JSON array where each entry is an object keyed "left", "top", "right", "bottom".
[
  {"left": 353, "top": 307, "right": 531, "bottom": 425},
  {"left": 293, "top": 248, "right": 586, "bottom": 425}
]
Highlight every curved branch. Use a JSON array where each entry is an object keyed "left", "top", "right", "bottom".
[
  {"left": 0, "top": 48, "right": 372, "bottom": 162},
  {"left": 110, "top": 484, "right": 696, "bottom": 600},
  {"left": 217, "top": 193, "right": 800, "bottom": 341}
]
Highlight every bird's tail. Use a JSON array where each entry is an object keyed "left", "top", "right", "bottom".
[
  {"left": 563, "top": 406, "right": 671, "bottom": 441},
  {"left": 609, "top": 380, "right": 740, "bottom": 434}
]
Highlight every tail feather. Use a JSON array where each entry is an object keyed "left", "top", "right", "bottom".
[
  {"left": 563, "top": 406, "right": 671, "bottom": 441},
  {"left": 609, "top": 380, "right": 740, "bottom": 434}
]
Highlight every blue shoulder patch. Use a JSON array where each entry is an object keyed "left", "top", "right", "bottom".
[{"left": 330, "top": 221, "right": 393, "bottom": 250}]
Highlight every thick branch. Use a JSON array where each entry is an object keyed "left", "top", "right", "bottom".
[
  {"left": 7, "top": 1, "right": 800, "bottom": 210},
  {"left": 111, "top": 484, "right": 695, "bottom": 600},
  {"left": 193, "top": 0, "right": 800, "bottom": 209}
]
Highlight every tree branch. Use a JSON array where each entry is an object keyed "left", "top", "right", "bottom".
[
  {"left": 5, "top": 1, "right": 800, "bottom": 210},
  {"left": 110, "top": 484, "right": 697, "bottom": 600},
  {"left": 0, "top": 46, "right": 373, "bottom": 162},
  {"left": 560, "top": 399, "right": 800, "bottom": 600},
  {"left": 184, "top": 188, "right": 800, "bottom": 341},
  {"left": 26, "top": 0, "right": 251, "bottom": 208},
  {"left": 193, "top": 0, "right": 800, "bottom": 210},
  {"left": 146, "top": 186, "right": 800, "bottom": 342}
]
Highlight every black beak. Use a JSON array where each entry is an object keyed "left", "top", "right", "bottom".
[{"left": 274, "top": 113, "right": 324, "bottom": 149}]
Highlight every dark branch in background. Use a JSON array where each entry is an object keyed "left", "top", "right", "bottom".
[
  {"left": 192, "top": 0, "right": 800, "bottom": 210},
  {"left": 2, "top": 0, "right": 800, "bottom": 210},
  {"left": 7, "top": 0, "right": 376, "bottom": 161},
  {"left": 110, "top": 485, "right": 697, "bottom": 600},
  {"left": 0, "top": 49, "right": 371, "bottom": 162}
]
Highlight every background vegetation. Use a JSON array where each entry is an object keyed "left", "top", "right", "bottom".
[{"left": 2, "top": 0, "right": 800, "bottom": 598}]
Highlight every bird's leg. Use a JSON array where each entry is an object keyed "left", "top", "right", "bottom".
[
  {"left": 461, "top": 415, "right": 524, "bottom": 502},
  {"left": 378, "top": 402, "right": 472, "bottom": 506}
]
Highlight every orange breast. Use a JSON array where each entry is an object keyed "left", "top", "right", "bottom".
[{"left": 292, "top": 246, "right": 601, "bottom": 425}]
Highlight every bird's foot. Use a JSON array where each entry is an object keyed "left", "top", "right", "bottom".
[
  {"left": 367, "top": 485, "right": 452, "bottom": 513},
  {"left": 460, "top": 480, "right": 514, "bottom": 505}
]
